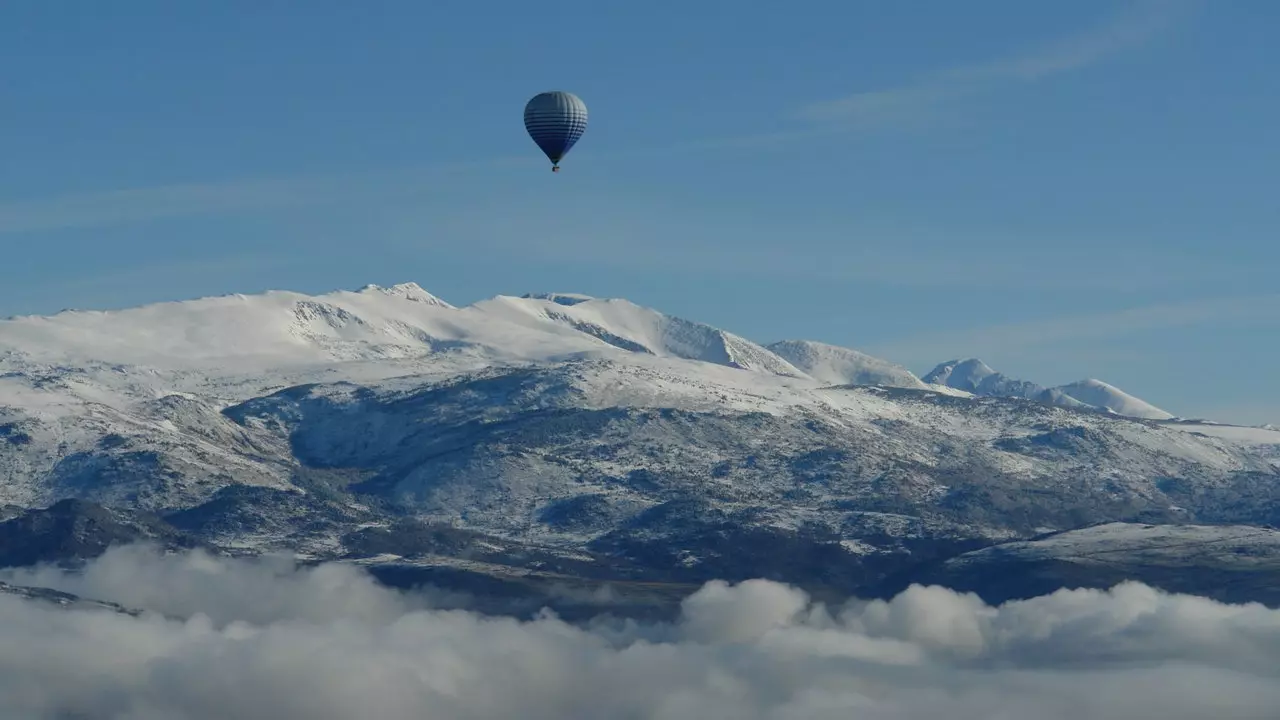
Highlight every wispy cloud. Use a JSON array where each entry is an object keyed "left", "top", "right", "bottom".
[
  {"left": 402, "top": 195, "right": 1241, "bottom": 293},
  {"left": 0, "top": 175, "right": 346, "bottom": 235},
  {"left": 800, "top": 0, "right": 1191, "bottom": 124},
  {"left": 0, "top": 4, "right": 1195, "bottom": 240},
  {"left": 0, "top": 155, "right": 530, "bottom": 236},
  {"left": 866, "top": 292, "right": 1280, "bottom": 362}
]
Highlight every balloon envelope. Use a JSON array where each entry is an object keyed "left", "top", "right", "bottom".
[{"left": 523, "top": 91, "right": 588, "bottom": 168}]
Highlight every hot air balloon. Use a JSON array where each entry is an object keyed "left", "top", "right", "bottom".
[{"left": 523, "top": 91, "right": 588, "bottom": 172}]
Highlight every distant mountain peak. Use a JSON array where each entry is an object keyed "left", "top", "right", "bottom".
[
  {"left": 355, "top": 282, "right": 452, "bottom": 307},
  {"left": 0, "top": 280, "right": 1183, "bottom": 422},
  {"left": 924, "top": 358, "right": 1041, "bottom": 399},
  {"left": 479, "top": 293, "right": 807, "bottom": 377},
  {"left": 1051, "top": 378, "right": 1173, "bottom": 420},
  {"left": 924, "top": 359, "right": 1172, "bottom": 420},
  {"left": 519, "top": 292, "right": 595, "bottom": 306},
  {"left": 766, "top": 339, "right": 926, "bottom": 389},
  {"left": 923, "top": 358, "right": 997, "bottom": 391}
]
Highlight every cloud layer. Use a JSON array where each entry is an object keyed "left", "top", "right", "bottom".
[{"left": 2, "top": 544, "right": 1279, "bottom": 719}]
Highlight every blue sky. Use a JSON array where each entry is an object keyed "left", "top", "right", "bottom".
[{"left": 1, "top": 0, "right": 1277, "bottom": 424}]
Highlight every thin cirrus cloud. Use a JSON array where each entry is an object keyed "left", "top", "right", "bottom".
[
  {"left": 0, "top": 175, "right": 346, "bottom": 235},
  {"left": 412, "top": 197, "right": 1225, "bottom": 293},
  {"left": 0, "top": 156, "right": 532, "bottom": 237},
  {"left": 866, "top": 291, "right": 1280, "bottom": 362},
  {"left": 798, "top": 0, "right": 1193, "bottom": 125}
]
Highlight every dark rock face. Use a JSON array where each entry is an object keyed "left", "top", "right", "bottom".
[
  {"left": 0, "top": 580, "right": 142, "bottom": 615},
  {"left": 0, "top": 499, "right": 205, "bottom": 569}
]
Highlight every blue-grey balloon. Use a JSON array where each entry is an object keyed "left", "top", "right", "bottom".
[{"left": 523, "top": 91, "right": 588, "bottom": 172}]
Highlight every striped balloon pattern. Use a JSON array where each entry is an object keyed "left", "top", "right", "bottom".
[{"left": 523, "top": 91, "right": 588, "bottom": 171}]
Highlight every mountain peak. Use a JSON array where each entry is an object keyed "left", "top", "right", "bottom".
[
  {"left": 355, "top": 282, "right": 452, "bottom": 307},
  {"left": 1052, "top": 378, "right": 1174, "bottom": 420},
  {"left": 923, "top": 358, "right": 998, "bottom": 391},
  {"left": 476, "top": 293, "right": 805, "bottom": 377},
  {"left": 0, "top": 281, "right": 1185, "bottom": 422},
  {"left": 766, "top": 339, "right": 926, "bottom": 389},
  {"left": 922, "top": 359, "right": 1174, "bottom": 421},
  {"left": 519, "top": 292, "right": 596, "bottom": 307},
  {"left": 924, "top": 359, "right": 1044, "bottom": 400}
]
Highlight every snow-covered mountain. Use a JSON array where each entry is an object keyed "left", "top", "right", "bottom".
[
  {"left": 0, "top": 283, "right": 810, "bottom": 383},
  {"left": 765, "top": 340, "right": 929, "bottom": 389},
  {"left": 482, "top": 293, "right": 807, "bottom": 377},
  {"left": 902, "top": 522, "right": 1280, "bottom": 607},
  {"left": 1047, "top": 378, "right": 1174, "bottom": 420},
  {"left": 923, "top": 358, "right": 1040, "bottom": 398},
  {"left": 923, "top": 358, "right": 1174, "bottom": 420},
  {"left": 2, "top": 282, "right": 1278, "bottom": 607}
]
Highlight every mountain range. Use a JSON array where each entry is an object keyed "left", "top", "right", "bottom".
[{"left": 1, "top": 282, "right": 1278, "bottom": 617}]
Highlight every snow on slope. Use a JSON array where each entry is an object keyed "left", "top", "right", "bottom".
[
  {"left": 906, "top": 521, "right": 1280, "bottom": 606},
  {"left": 0, "top": 282, "right": 627, "bottom": 372},
  {"left": 0, "top": 282, "right": 1188, "bottom": 424},
  {"left": 923, "top": 357, "right": 1173, "bottom": 420},
  {"left": 924, "top": 358, "right": 998, "bottom": 391},
  {"left": 1052, "top": 378, "right": 1174, "bottom": 420},
  {"left": 765, "top": 340, "right": 926, "bottom": 389},
  {"left": 1033, "top": 388, "right": 1096, "bottom": 412},
  {"left": 520, "top": 292, "right": 594, "bottom": 306},
  {"left": 1, "top": 281, "right": 1279, "bottom": 567},
  {"left": 471, "top": 295, "right": 807, "bottom": 377},
  {"left": 3, "top": 284, "right": 432, "bottom": 366},
  {"left": 1166, "top": 422, "right": 1280, "bottom": 450},
  {"left": 923, "top": 358, "right": 1043, "bottom": 399},
  {"left": 0, "top": 280, "right": 1241, "bottom": 446},
  {"left": 0, "top": 284, "right": 813, "bottom": 385},
  {"left": 203, "top": 358, "right": 1280, "bottom": 553},
  {"left": 947, "top": 522, "right": 1280, "bottom": 569},
  {"left": 0, "top": 283, "right": 828, "bottom": 509}
]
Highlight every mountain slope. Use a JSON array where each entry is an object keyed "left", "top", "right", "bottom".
[
  {"left": 924, "top": 358, "right": 1172, "bottom": 419},
  {"left": 0, "top": 498, "right": 206, "bottom": 567},
  {"left": 0, "top": 284, "right": 813, "bottom": 386},
  {"left": 219, "top": 362, "right": 1279, "bottom": 539},
  {"left": 923, "top": 358, "right": 1044, "bottom": 398},
  {"left": 2, "top": 281, "right": 1279, "bottom": 605},
  {"left": 765, "top": 340, "right": 927, "bottom": 389},
  {"left": 0, "top": 283, "right": 467, "bottom": 369},
  {"left": 476, "top": 294, "right": 806, "bottom": 377},
  {"left": 899, "top": 522, "right": 1280, "bottom": 606},
  {"left": 1049, "top": 378, "right": 1174, "bottom": 420}
]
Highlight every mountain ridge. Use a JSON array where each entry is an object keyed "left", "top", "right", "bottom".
[
  {"left": 2, "top": 281, "right": 1185, "bottom": 423},
  {"left": 2, "top": 280, "right": 1278, "bottom": 608},
  {"left": 923, "top": 357, "right": 1176, "bottom": 420}
]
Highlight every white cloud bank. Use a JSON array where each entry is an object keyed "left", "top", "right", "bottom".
[{"left": 2, "top": 543, "right": 1279, "bottom": 719}]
